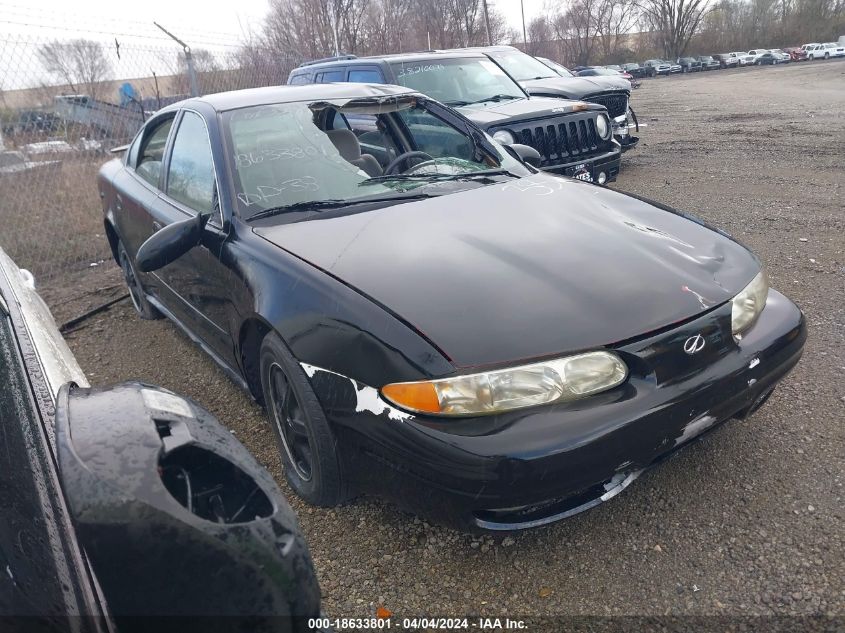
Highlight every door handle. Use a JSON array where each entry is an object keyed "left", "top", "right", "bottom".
[{"left": 152, "top": 221, "right": 163, "bottom": 233}]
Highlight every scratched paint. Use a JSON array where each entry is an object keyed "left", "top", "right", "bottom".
[
  {"left": 301, "top": 362, "right": 412, "bottom": 422},
  {"left": 675, "top": 414, "right": 717, "bottom": 447}
]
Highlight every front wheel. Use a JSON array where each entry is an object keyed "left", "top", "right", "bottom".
[
  {"left": 824, "top": 53, "right": 830, "bottom": 59},
  {"left": 259, "top": 332, "right": 345, "bottom": 506}
]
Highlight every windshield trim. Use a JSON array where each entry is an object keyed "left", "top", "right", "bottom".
[{"left": 489, "top": 51, "right": 558, "bottom": 81}]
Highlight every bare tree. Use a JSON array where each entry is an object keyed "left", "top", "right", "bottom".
[
  {"left": 37, "top": 39, "right": 112, "bottom": 101},
  {"left": 552, "top": 0, "right": 602, "bottom": 65},
  {"left": 525, "top": 16, "right": 556, "bottom": 55},
  {"left": 637, "top": 0, "right": 714, "bottom": 58},
  {"left": 594, "top": 0, "right": 639, "bottom": 61}
]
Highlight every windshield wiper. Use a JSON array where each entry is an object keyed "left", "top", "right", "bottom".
[
  {"left": 463, "top": 94, "right": 521, "bottom": 106},
  {"left": 246, "top": 193, "right": 437, "bottom": 222},
  {"left": 358, "top": 169, "right": 516, "bottom": 186},
  {"left": 247, "top": 199, "right": 350, "bottom": 221}
]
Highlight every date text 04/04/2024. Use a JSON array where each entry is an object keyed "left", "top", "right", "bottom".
[{"left": 307, "top": 617, "right": 528, "bottom": 630}]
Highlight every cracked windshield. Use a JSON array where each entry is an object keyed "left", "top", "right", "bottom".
[{"left": 225, "top": 98, "right": 525, "bottom": 220}]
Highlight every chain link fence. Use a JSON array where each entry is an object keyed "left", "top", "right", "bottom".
[{"left": 0, "top": 30, "right": 301, "bottom": 281}]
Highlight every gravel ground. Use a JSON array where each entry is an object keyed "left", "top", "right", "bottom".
[{"left": 42, "top": 61, "right": 844, "bottom": 623}]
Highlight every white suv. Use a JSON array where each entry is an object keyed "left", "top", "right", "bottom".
[
  {"left": 807, "top": 43, "right": 845, "bottom": 59},
  {"left": 823, "top": 42, "right": 845, "bottom": 57},
  {"left": 732, "top": 51, "right": 755, "bottom": 66}
]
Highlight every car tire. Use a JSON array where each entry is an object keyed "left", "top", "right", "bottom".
[
  {"left": 118, "top": 240, "right": 162, "bottom": 320},
  {"left": 824, "top": 52, "right": 829, "bottom": 59},
  {"left": 259, "top": 331, "right": 345, "bottom": 507}
]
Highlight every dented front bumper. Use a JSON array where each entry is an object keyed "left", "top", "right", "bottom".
[{"left": 306, "top": 290, "right": 806, "bottom": 531}]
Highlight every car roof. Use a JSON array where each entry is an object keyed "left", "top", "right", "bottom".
[
  {"left": 160, "top": 83, "right": 419, "bottom": 113},
  {"left": 295, "top": 49, "right": 492, "bottom": 72}
]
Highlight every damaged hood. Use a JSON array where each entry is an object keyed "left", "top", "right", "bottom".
[
  {"left": 521, "top": 75, "right": 631, "bottom": 99},
  {"left": 253, "top": 174, "right": 759, "bottom": 368},
  {"left": 457, "top": 96, "right": 604, "bottom": 128}
]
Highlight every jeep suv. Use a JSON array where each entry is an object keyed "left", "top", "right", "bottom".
[
  {"left": 463, "top": 47, "right": 637, "bottom": 151},
  {"left": 288, "top": 51, "right": 622, "bottom": 184}
]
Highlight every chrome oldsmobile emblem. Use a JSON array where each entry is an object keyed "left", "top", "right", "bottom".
[{"left": 683, "top": 334, "right": 706, "bottom": 355}]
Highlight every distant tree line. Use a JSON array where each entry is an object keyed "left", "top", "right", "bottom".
[
  {"left": 525, "top": 0, "right": 844, "bottom": 64},
  {"left": 233, "top": 0, "right": 844, "bottom": 74}
]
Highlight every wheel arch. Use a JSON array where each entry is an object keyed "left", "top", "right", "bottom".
[
  {"left": 237, "top": 314, "right": 275, "bottom": 404},
  {"left": 104, "top": 217, "right": 120, "bottom": 264}
]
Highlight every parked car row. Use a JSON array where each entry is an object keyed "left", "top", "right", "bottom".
[{"left": 617, "top": 42, "right": 843, "bottom": 76}]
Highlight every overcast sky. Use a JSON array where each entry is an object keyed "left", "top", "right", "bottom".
[
  {"left": 0, "top": 0, "right": 544, "bottom": 47},
  {"left": 0, "top": 0, "right": 545, "bottom": 90}
]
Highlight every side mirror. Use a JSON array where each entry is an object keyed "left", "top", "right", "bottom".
[
  {"left": 135, "top": 213, "right": 207, "bottom": 273},
  {"left": 507, "top": 143, "right": 542, "bottom": 168},
  {"left": 55, "top": 382, "right": 321, "bottom": 626}
]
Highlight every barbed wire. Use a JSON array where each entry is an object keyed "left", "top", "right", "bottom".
[{"left": 0, "top": 1, "right": 258, "bottom": 44}]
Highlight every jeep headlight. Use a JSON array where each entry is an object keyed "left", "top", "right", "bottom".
[
  {"left": 381, "top": 351, "right": 628, "bottom": 416},
  {"left": 596, "top": 114, "right": 611, "bottom": 140},
  {"left": 492, "top": 130, "right": 516, "bottom": 145},
  {"left": 731, "top": 270, "right": 769, "bottom": 339}
]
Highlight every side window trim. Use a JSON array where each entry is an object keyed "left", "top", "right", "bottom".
[
  {"left": 129, "top": 112, "right": 178, "bottom": 191},
  {"left": 161, "top": 108, "right": 224, "bottom": 227},
  {"left": 125, "top": 129, "right": 141, "bottom": 167}
]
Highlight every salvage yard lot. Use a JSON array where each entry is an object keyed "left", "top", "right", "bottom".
[{"left": 43, "top": 61, "right": 844, "bottom": 619}]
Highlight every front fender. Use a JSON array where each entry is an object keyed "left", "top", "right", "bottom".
[{"left": 227, "top": 221, "right": 456, "bottom": 387}]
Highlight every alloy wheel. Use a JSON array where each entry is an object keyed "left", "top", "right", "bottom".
[
  {"left": 119, "top": 248, "right": 144, "bottom": 313},
  {"left": 267, "top": 362, "right": 313, "bottom": 481}
]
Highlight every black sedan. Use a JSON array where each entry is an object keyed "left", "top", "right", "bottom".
[
  {"left": 99, "top": 83, "right": 806, "bottom": 531},
  {"left": 757, "top": 52, "right": 786, "bottom": 65},
  {"left": 622, "top": 63, "right": 649, "bottom": 78}
]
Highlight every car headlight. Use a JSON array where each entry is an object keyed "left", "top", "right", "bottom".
[
  {"left": 492, "top": 129, "right": 516, "bottom": 145},
  {"left": 731, "top": 270, "right": 769, "bottom": 339},
  {"left": 596, "top": 114, "right": 611, "bottom": 140},
  {"left": 381, "top": 351, "right": 628, "bottom": 416}
]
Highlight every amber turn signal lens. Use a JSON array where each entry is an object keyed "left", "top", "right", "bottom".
[{"left": 381, "top": 382, "right": 441, "bottom": 414}]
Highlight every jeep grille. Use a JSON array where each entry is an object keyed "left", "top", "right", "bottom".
[
  {"left": 502, "top": 113, "right": 606, "bottom": 167},
  {"left": 584, "top": 92, "right": 629, "bottom": 119}
]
